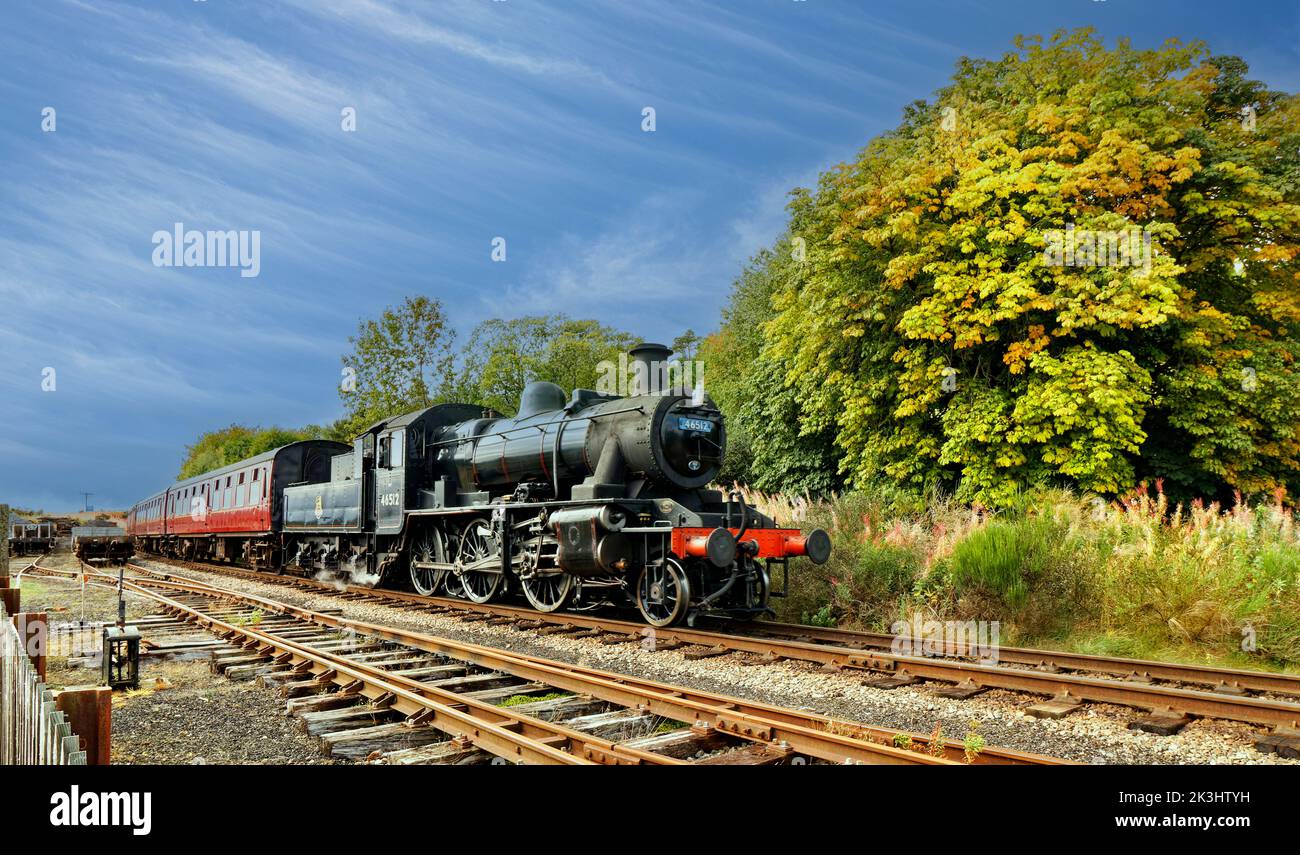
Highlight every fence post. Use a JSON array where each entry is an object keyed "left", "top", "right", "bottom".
[
  {"left": 0, "top": 503, "right": 16, "bottom": 616},
  {"left": 14, "top": 613, "right": 47, "bottom": 680},
  {"left": 55, "top": 686, "right": 111, "bottom": 765}
]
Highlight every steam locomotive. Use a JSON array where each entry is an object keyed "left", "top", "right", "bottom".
[{"left": 128, "top": 343, "right": 829, "bottom": 626}]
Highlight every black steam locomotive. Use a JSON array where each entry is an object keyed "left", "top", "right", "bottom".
[{"left": 133, "top": 343, "right": 829, "bottom": 626}]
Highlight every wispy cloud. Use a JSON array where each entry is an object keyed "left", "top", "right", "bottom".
[{"left": 3, "top": 0, "right": 1293, "bottom": 509}]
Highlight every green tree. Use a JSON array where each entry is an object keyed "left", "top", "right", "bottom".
[
  {"left": 455, "top": 316, "right": 636, "bottom": 415},
  {"left": 702, "top": 246, "right": 842, "bottom": 492},
  {"left": 671, "top": 329, "right": 702, "bottom": 360},
  {"left": 750, "top": 30, "right": 1299, "bottom": 505},
  {"left": 339, "top": 296, "right": 457, "bottom": 436},
  {"left": 178, "top": 425, "right": 330, "bottom": 479}
]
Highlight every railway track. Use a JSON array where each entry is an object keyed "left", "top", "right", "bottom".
[
  {"left": 30, "top": 562, "right": 1066, "bottom": 765},
  {"left": 110, "top": 554, "right": 1300, "bottom": 753}
]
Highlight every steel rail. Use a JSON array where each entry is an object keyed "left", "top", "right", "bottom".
[
  {"left": 35, "top": 564, "right": 1030, "bottom": 766},
  {"left": 123, "top": 557, "right": 1300, "bottom": 732},
  {"left": 740, "top": 621, "right": 1300, "bottom": 697}
]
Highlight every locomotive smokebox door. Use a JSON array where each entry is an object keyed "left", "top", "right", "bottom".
[{"left": 103, "top": 625, "right": 141, "bottom": 690}]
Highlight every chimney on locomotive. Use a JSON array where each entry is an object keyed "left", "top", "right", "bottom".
[{"left": 629, "top": 342, "right": 672, "bottom": 396}]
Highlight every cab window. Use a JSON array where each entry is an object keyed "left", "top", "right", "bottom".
[{"left": 390, "top": 429, "right": 405, "bottom": 468}]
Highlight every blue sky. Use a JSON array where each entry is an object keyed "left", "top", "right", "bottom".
[{"left": 1, "top": 0, "right": 1297, "bottom": 512}]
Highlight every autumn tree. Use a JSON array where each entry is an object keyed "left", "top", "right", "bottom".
[{"left": 746, "top": 30, "right": 1300, "bottom": 505}]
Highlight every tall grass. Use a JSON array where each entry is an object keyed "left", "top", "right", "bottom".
[{"left": 744, "top": 483, "right": 1300, "bottom": 670}]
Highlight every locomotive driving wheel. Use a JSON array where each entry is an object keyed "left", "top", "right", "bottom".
[
  {"left": 456, "top": 520, "right": 504, "bottom": 604},
  {"left": 636, "top": 558, "right": 691, "bottom": 627},
  {"left": 520, "top": 534, "right": 571, "bottom": 612},
  {"left": 521, "top": 572, "right": 574, "bottom": 612},
  {"left": 409, "top": 526, "right": 450, "bottom": 596}
]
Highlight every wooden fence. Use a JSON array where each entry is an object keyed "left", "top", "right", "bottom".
[{"left": 0, "top": 598, "right": 86, "bottom": 764}]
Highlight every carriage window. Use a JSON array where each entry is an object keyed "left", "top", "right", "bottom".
[{"left": 253, "top": 468, "right": 260, "bottom": 481}]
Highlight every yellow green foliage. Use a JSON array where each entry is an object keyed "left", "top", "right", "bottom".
[{"left": 758, "top": 30, "right": 1300, "bottom": 504}]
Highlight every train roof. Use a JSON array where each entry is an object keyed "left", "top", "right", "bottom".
[
  {"left": 361, "top": 403, "right": 495, "bottom": 436},
  {"left": 132, "top": 439, "right": 350, "bottom": 509}
]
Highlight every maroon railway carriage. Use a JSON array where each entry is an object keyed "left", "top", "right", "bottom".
[{"left": 126, "top": 440, "right": 347, "bottom": 566}]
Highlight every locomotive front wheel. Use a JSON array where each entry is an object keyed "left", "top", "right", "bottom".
[
  {"left": 749, "top": 563, "right": 770, "bottom": 611},
  {"left": 636, "top": 559, "right": 691, "bottom": 627},
  {"left": 521, "top": 572, "right": 574, "bottom": 613},
  {"left": 456, "top": 522, "right": 504, "bottom": 604}
]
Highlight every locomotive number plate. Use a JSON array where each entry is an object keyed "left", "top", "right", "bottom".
[{"left": 678, "top": 417, "right": 713, "bottom": 433}]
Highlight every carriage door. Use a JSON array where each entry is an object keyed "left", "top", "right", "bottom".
[{"left": 374, "top": 428, "right": 405, "bottom": 534}]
